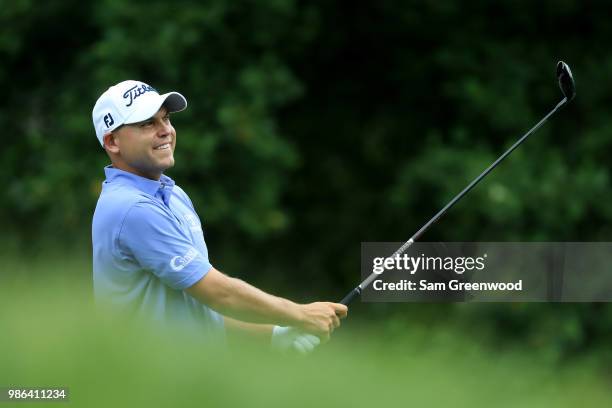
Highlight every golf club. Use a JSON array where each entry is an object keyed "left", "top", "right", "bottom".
[{"left": 340, "top": 60, "right": 576, "bottom": 305}]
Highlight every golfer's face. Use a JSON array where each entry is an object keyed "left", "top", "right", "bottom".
[{"left": 113, "top": 107, "right": 176, "bottom": 179}]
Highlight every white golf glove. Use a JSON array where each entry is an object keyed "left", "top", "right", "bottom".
[{"left": 271, "top": 326, "right": 321, "bottom": 354}]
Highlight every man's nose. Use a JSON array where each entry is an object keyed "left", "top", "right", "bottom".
[{"left": 156, "top": 120, "right": 172, "bottom": 136}]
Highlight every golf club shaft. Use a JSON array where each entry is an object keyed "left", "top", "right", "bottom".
[{"left": 340, "top": 96, "right": 569, "bottom": 305}]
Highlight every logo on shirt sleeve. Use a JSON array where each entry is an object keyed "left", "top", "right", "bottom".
[{"left": 170, "top": 247, "right": 199, "bottom": 271}]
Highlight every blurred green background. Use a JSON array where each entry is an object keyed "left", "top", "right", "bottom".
[{"left": 1, "top": 0, "right": 611, "bottom": 405}]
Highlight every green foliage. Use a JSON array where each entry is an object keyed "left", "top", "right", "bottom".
[
  {"left": 1, "top": 0, "right": 306, "bottom": 241},
  {"left": 1, "top": 268, "right": 611, "bottom": 407},
  {"left": 1, "top": 0, "right": 612, "bottom": 356}
]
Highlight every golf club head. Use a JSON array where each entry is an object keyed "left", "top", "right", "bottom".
[{"left": 557, "top": 61, "right": 575, "bottom": 102}]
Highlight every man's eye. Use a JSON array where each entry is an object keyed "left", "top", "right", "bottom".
[
  {"left": 163, "top": 116, "right": 170, "bottom": 122},
  {"left": 139, "top": 121, "right": 154, "bottom": 128}
]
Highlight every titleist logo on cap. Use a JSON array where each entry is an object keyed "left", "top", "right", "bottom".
[{"left": 123, "top": 84, "right": 157, "bottom": 107}]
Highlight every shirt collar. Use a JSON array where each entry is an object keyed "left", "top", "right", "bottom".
[{"left": 104, "top": 165, "right": 175, "bottom": 205}]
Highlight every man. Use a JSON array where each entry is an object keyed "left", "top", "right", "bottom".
[{"left": 92, "top": 80, "right": 347, "bottom": 353}]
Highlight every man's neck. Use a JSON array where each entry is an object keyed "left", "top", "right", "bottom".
[{"left": 110, "top": 161, "right": 162, "bottom": 181}]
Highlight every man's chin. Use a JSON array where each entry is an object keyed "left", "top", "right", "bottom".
[
  {"left": 167, "top": 156, "right": 175, "bottom": 167},
  {"left": 161, "top": 157, "right": 175, "bottom": 171}
]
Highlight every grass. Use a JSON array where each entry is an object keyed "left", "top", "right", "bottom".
[{"left": 1, "top": 252, "right": 610, "bottom": 407}]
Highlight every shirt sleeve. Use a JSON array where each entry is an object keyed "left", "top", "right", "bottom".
[{"left": 118, "top": 201, "right": 212, "bottom": 290}]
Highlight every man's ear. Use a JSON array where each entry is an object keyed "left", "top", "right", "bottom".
[{"left": 103, "top": 132, "right": 120, "bottom": 154}]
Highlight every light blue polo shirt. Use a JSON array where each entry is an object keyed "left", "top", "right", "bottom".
[{"left": 92, "top": 166, "right": 225, "bottom": 343}]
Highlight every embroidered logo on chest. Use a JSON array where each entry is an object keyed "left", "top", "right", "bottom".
[{"left": 183, "top": 212, "right": 202, "bottom": 232}]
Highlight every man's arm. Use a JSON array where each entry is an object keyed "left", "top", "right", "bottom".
[
  {"left": 224, "top": 316, "right": 273, "bottom": 345},
  {"left": 185, "top": 267, "right": 347, "bottom": 340}
]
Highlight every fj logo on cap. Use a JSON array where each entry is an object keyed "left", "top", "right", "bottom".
[
  {"left": 123, "top": 84, "right": 157, "bottom": 107},
  {"left": 103, "top": 113, "right": 114, "bottom": 128}
]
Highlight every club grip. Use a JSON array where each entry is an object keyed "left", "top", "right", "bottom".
[{"left": 340, "top": 287, "right": 361, "bottom": 305}]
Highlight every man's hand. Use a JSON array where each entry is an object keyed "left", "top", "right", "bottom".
[
  {"left": 297, "top": 302, "right": 348, "bottom": 342},
  {"left": 271, "top": 326, "right": 321, "bottom": 354}
]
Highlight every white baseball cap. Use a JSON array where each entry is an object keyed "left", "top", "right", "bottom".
[{"left": 92, "top": 80, "right": 187, "bottom": 146}]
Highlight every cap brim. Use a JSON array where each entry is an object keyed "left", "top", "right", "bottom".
[
  {"left": 123, "top": 92, "right": 187, "bottom": 124},
  {"left": 162, "top": 92, "right": 187, "bottom": 113}
]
